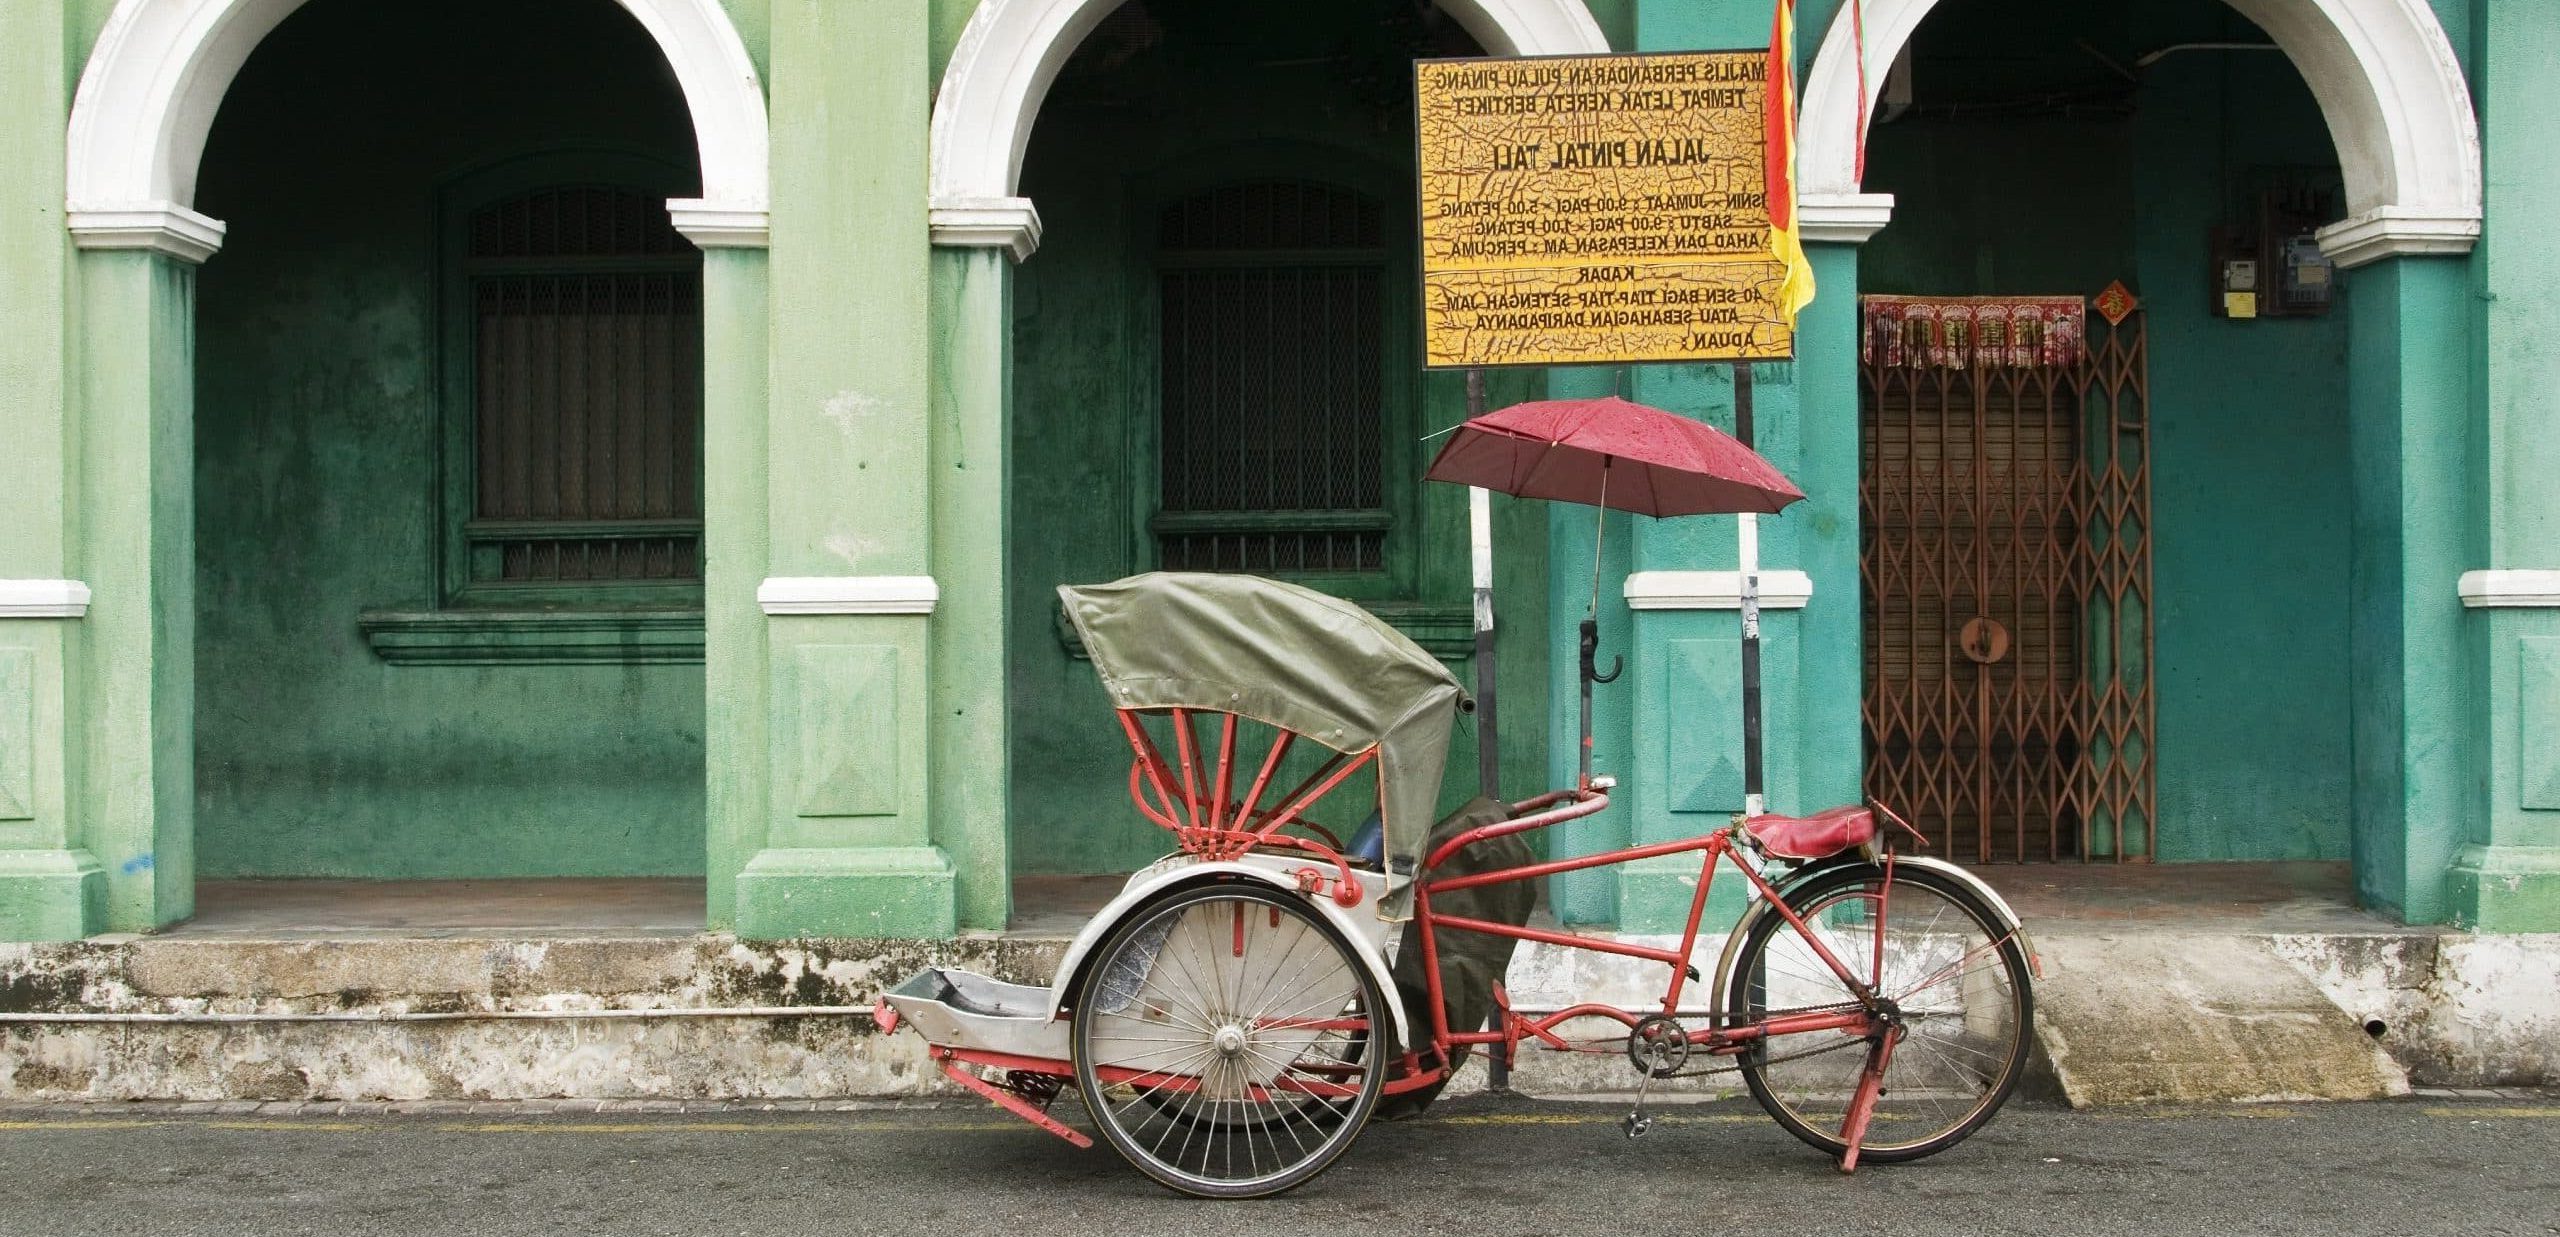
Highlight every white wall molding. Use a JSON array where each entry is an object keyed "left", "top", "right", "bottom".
[
  {"left": 929, "top": 0, "right": 1608, "bottom": 214},
  {"left": 65, "top": 201, "right": 226, "bottom": 263},
  {"left": 1799, "top": 192, "right": 1896, "bottom": 245},
  {"left": 667, "top": 199, "right": 769, "bottom": 249},
  {"left": 928, "top": 196, "right": 1045, "bottom": 261},
  {"left": 758, "top": 576, "right": 941, "bottom": 616},
  {"left": 1624, "top": 570, "right": 1813, "bottom": 612},
  {"left": 0, "top": 580, "right": 93, "bottom": 619},
  {"left": 68, "top": 0, "right": 768, "bottom": 245},
  {"left": 2459, "top": 570, "right": 2560, "bottom": 609},
  {"left": 2315, "top": 206, "right": 2485, "bottom": 269},
  {"left": 1799, "top": 0, "right": 2479, "bottom": 254}
]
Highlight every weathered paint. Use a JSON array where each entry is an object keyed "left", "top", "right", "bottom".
[
  {"left": 2273, "top": 931, "right": 2560, "bottom": 1087},
  {"left": 189, "top": 0, "right": 707, "bottom": 881},
  {"left": 2035, "top": 932, "right": 2410, "bottom": 1105},
  {"left": 4, "top": 922, "right": 2551, "bottom": 1099}
]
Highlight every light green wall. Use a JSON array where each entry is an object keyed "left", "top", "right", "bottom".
[
  {"left": 2447, "top": 0, "right": 2560, "bottom": 930},
  {"left": 1856, "top": 0, "right": 2356, "bottom": 863},
  {"left": 0, "top": 2, "right": 107, "bottom": 940},
  {"left": 189, "top": 0, "right": 707, "bottom": 879}
]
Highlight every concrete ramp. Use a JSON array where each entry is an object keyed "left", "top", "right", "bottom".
[{"left": 2034, "top": 932, "right": 2409, "bottom": 1106}]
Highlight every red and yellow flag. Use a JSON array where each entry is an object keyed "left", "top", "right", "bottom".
[{"left": 1765, "top": 0, "right": 1817, "bottom": 323}]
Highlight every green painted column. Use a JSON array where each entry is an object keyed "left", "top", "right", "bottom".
[
  {"left": 0, "top": 0, "right": 102, "bottom": 942},
  {"left": 929, "top": 247, "right": 1012, "bottom": 933},
  {"left": 2345, "top": 256, "right": 2473, "bottom": 926},
  {"left": 71, "top": 250, "right": 200, "bottom": 934},
  {"left": 2446, "top": 0, "right": 2560, "bottom": 931},
  {"left": 703, "top": 247, "right": 772, "bottom": 931},
  {"left": 1792, "top": 244, "right": 1866, "bottom": 819},
  {"left": 1593, "top": 0, "right": 1864, "bottom": 932},
  {"left": 734, "top": 0, "right": 953, "bottom": 939}
]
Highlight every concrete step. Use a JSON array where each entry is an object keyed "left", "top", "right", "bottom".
[
  {"left": 2033, "top": 932, "right": 2409, "bottom": 1105},
  {"left": 13, "top": 924, "right": 2552, "bottom": 1103}
]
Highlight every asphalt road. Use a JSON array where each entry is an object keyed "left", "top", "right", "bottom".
[{"left": 3, "top": 1095, "right": 2554, "bottom": 1237}]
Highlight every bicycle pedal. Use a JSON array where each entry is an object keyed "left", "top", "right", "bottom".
[{"left": 1622, "top": 1111, "right": 1653, "bottom": 1139}]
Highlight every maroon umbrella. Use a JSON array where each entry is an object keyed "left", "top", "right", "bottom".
[
  {"left": 1423, "top": 395, "right": 1805, "bottom": 517},
  {"left": 1426, "top": 395, "right": 1808, "bottom": 794}
]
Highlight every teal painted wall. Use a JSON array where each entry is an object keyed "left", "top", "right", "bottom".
[
  {"left": 1858, "top": 0, "right": 2354, "bottom": 862},
  {"left": 190, "top": 0, "right": 707, "bottom": 879},
  {"left": 1004, "top": 2, "right": 1551, "bottom": 875}
]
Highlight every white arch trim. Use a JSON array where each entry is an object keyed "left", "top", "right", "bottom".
[
  {"left": 65, "top": 0, "right": 772, "bottom": 261},
  {"left": 1799, "top": 0, "right": 2481, "bottom": 267},
  {"left": 927, "top": 0, "right": 1611, "bottom": 260}
]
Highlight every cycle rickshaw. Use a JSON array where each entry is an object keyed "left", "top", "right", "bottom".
[{"left": 875, "top": 403, "right": 2038, "bottom": 1199}]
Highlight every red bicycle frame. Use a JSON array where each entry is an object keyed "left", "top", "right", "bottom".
[
  {"left": 1414, "top": 791, "right": 1883, "bottom": 1065},
  {"left": 1107, "top": 707, "right": 1892, "bottom": 1077}
]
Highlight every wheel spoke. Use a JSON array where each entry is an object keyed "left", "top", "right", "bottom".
[
  {"left": 1074, "top": 886, "right": 1385, "bottom": 1198},
  {"left": 1732, "top": 870, "right": 2029, "bottom": 1163}
]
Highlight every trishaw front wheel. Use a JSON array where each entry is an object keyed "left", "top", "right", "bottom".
[
  {"left": 1071, "top": 881, "right": 1388, "bottom": 1198},
  {"left": 1728, "top": 862, "right": 2034, "bottom": 1164}
]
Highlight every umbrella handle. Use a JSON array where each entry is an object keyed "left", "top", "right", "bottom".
[{"left": 1579, "top": 619, "right": 1623, "bottom": 686}]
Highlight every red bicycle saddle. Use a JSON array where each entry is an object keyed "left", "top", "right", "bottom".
[{"left": 1743, "top": 804, "right": 1877, "bottom": 860}]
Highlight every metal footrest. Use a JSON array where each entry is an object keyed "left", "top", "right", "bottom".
[{"left": 879, "top": 968, "right": 1071, "bottom": 1061}]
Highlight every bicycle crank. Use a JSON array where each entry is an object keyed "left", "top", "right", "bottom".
[{"left": 1621, "top": 1016, "right": 1691, "bottom": 1139}]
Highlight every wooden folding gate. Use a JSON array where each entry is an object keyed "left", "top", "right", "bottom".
[{"left": 1857, "top": 294, "right": 2155, "bottom": 863}]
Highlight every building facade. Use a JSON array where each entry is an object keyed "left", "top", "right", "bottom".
[{"left": 0, "top": 0, "right": 2551, "bottom": 945}]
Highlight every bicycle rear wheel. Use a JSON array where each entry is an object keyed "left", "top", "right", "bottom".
[
  {"left": 1727, "top": 862, "right": 2033, "bottom": 1163},
  {"left": 1072, "top": 882, "right": 1386, "bottom": 1198}
]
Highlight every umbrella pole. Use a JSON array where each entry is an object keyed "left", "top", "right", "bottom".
[
  {"left": 1578, "top": 460, "right": 1618, "bottom": 790},
  {"left": 1467, "top": 369, "right": 1498, "bottom": 804},
  {"left": 1465, "top": 370, "right": 1510, "bottom": 1096},
  {"left": 1734, "top": 362, "right": 1766, "bottom": 819}
]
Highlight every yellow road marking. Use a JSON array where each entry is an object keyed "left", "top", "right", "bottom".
[
  {"left": 2088, "top": 1107, "right": 2303, "bottom": 1120},
  {"left": 5, "top": 1103, "right": 2547, "bottom": 1135}
]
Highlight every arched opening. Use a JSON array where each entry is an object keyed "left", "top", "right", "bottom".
[
  {"left": 1850, "top": 0, "right": 2367, "bottom": 868},
  {"left": 1798, "top": 0, "right": 2479, "bottom": 261},
  {"left": 179, "top": 0, "right": 721, "bottom": 931},
  {"left": 926, "top": 0, "right": 1609, "bottom": 252},
  {"left": 999, "top": 2, "right": 1564, "bottom": 906}
]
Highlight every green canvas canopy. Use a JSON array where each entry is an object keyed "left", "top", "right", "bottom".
[{"left": 1059, "top": 572, "right": 1469, "bottom": 909}]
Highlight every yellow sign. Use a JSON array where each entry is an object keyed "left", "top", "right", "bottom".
[{"left": 1416, "top": 51, "right": 1794, "bottom": 368}]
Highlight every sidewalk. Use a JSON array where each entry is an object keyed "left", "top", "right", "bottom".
[{"left": 2, "top": 864, "right": 2552, "bottom": 1102}]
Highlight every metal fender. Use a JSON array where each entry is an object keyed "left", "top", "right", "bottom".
[
  {"left": 1042, "top": 855, "right": 1412, "bottom": 1051},
  {"left": 1709, "top": 853, "right": 2041, "bottom": 1016},
  {"left": 1892, "top": 854, "right": 2041, "bottom": 978}
]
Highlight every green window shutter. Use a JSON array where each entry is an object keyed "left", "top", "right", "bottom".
[
  {"left": 461, "top": 185, "right": 704, "bottom": 595},
  {"left": 1154, "top": 180, "right": 1390, "bottom": 576}
]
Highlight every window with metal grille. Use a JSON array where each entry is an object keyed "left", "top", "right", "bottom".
[
  {"left": 1154, "top": 180, "right": 1387, "bottom": 574},
  {"left": 460, "top": 184, "right": 702, "bottom": 595}
]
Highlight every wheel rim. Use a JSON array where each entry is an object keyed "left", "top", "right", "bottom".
[
  {"left": 1740, "top": 877, "right": 2027, "bottom": 1153},
  {"left": 1075, "top": 888, "right": 1382, "bottom": 1195}
]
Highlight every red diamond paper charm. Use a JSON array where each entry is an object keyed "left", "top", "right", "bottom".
[{"left": 2094, "top": 280, "right": 2138, "bottom": 326}]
